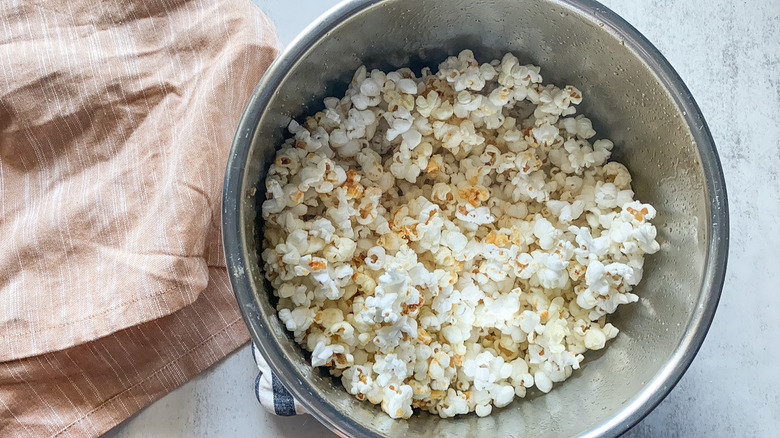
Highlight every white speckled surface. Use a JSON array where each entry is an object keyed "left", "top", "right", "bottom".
[{"left": 104, "top": 0, "right": 780, "bottom": 436}]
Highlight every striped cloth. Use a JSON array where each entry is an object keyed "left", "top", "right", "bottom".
[
  {"left": 252, "top": 343, "right": 305, "bottom": 416},
  {"left": 0, "top": 0, "right": 281, "bottom": 436}
]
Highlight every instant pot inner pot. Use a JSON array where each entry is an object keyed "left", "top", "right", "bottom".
[{"left": 240, "top": 1, "right": 711, "bottom": 436}]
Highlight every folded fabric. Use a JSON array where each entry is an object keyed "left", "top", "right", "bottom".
[
  {"left": 0, "top": 0, "right": 281, "bottom": 435},
  {"left": 252, "top": 343, "right": 306, "bottom": 416},
  {"left": 0, "top": 0, "right": 278, "bottom": 362},
  {"left": 1, "top": 269, "right": 248, "bottom": 437}
]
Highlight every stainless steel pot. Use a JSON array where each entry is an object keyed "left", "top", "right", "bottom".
[{"left": 222, "top": 0, "right": 729, "bottom": 436}]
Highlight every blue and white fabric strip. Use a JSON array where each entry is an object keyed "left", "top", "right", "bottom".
[
  {"left": 271, "top": 374, "right": 297, "bottom": 416},
  {"left": 252, "top": 342, "right": 306, "bottom": 416}
]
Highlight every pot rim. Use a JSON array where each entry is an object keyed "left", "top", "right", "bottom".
[{"left": 222, "top": 1, "right": 729, "bottom": 436}]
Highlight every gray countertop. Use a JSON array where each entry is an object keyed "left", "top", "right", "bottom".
[{"left": 105, "top": 0, "right": 780, "bottom": 436}]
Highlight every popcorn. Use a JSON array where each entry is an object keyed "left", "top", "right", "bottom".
[
  {"left": 633, "top": 223, "right": 661, "bottom": 253},
  {"left": 602, "top": 161, "right": 632, "bottom": 190},
  {"left": 261, "top": 50, "right": 660, "bottom": 420},
  {"left": 584, "top": 326, "right": 607, "bottom": 350},
  {"left": 397, "top": 78, "right": 419, "bottom": 95},
  {"left": 455, "top": 204, "right": 496, "bottom": 225},
  {"left": 365, "top": 246, "right": 387, "bottom": 270},
  {"left": 323, "top": 236, "right": 357, "bottom": 262},
  {"left": 534, "top": 370, "right": 553, "bottom": 393},
  {"left": 382, "top": 384, "right": 414, "bottom": 419},
  {"left": 359, "top": 77, "right": 382, "bottom": 97},
  {"left": 547, "top": 199, "right": 585, "bottom": 224},
  {"left": 531, "top": 122, "right": 559, "bottom": 146},
  {"left": 532, "top": 217, "right": 560, "bottom": 250},
  {"left": 278, "top": 307, "right": 315, "bottom": 335},
  {"left": 311, "top": 341, "right": 348, "bottom": 367}
]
